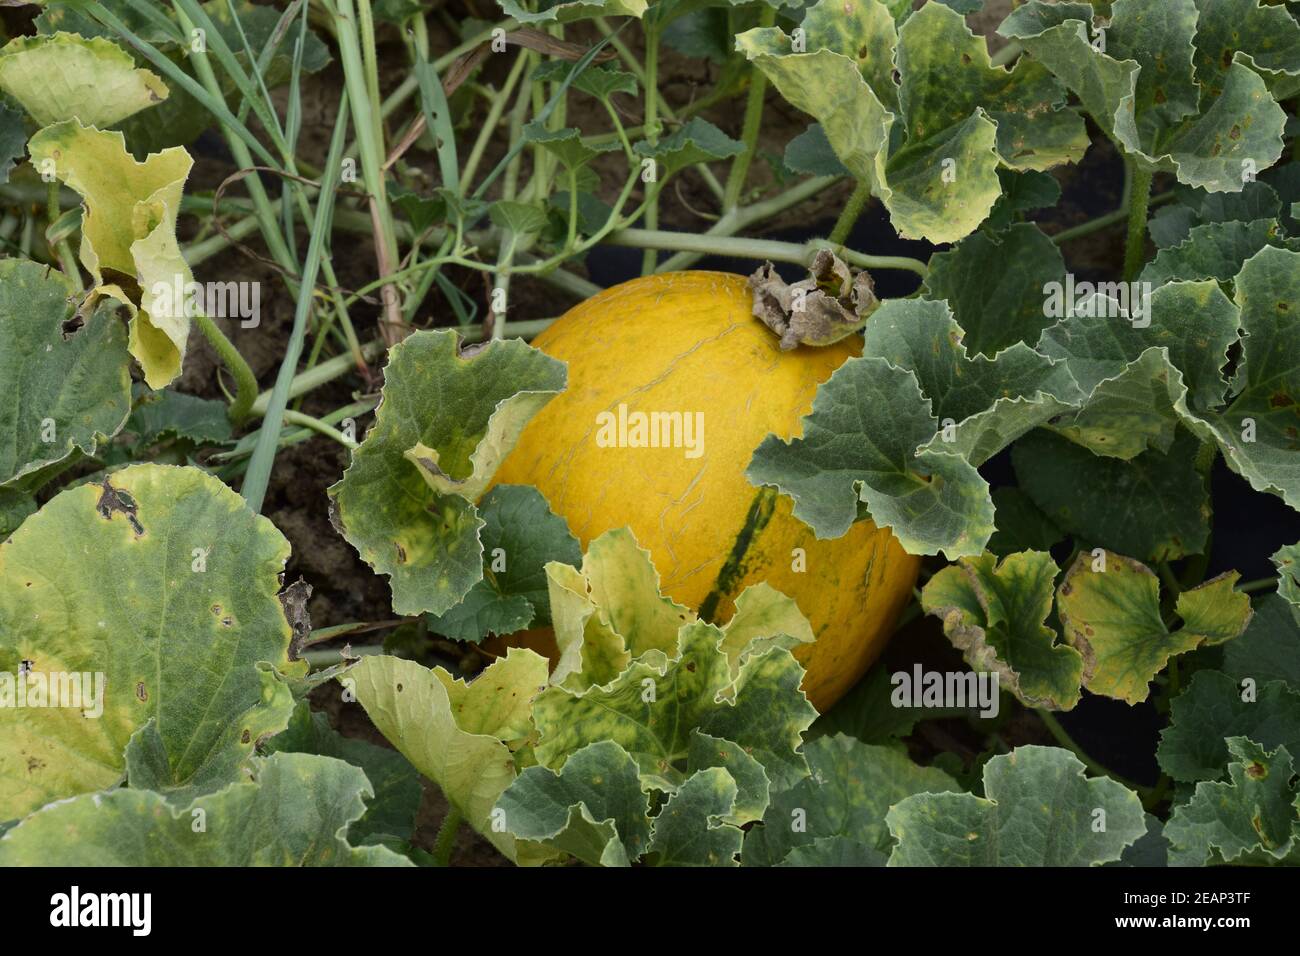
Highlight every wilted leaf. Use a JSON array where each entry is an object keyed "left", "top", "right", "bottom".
[
  {"left": 534, "top": 621, "right": 817, "bottom": 793},
  {"left": 922, "top": 550, "right": 1082, "bottom": 710},
  {"left": 28, "top": 121, "right": 194, "bottom": 388}
]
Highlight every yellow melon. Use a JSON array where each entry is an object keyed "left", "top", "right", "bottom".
[{"left": 492, "top": 271, "right": 918, "bottom": 712}]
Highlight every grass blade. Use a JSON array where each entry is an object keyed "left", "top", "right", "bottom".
[{"left": 240, "top": 94, "right": 351, "bottom": 512}]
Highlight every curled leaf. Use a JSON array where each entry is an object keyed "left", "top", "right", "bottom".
[{"left": 748, "top": 250, "right": 878, "bottom": 350}]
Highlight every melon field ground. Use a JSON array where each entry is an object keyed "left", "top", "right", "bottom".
[{"left": 0, "top": 0, "right": 1298, "bottom": 884}]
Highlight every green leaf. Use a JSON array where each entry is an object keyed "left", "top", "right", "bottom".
[
  {"left": 986, "top": 168, "right": 1062, "bottom": 230},
  {"left": 922, "top": 223, "right": 1067, "bottom": 356},
  {"left": 1165, "top": 737, "right": 1300, "bottom": 865},
  {"left": 426, "top": 484, "right": 581, "bottom": 644},
  {"left": 263, "top": 700, "right": 423, "bottom": 846},
  {"left": 126, "top": 385, "right": 233, "bottom": 445},
  {"left": 1056, "top": 552, "right": 1253, "bottom": 704},
  {"left": 495, "top": 0, "right": 648, "bottom": 25},
  {"left": 862, "top": 298, "right": 1084, "bottom": 466},
  {"left": 548, "top": 189, "right": 612, "bottom": 236},
  {"left": 1224, "top": 594, "right": 1300, "bottom": 690},
  {"left": 1109, "top": 813, "right": 1170, "bottom": 867},
  {"left": 1037, "top": 278, "right": 1242, "bottom": 455},
  {"left": 1175, "top": 247, "right": 1300, "bottom": 511},
  {"left": 391, "top": 183, "right": 446, "bottom": 233},
  {"left": 496, "top": 739, "right": 651, "bottom": 866},
  {"left": 1012, "top": 426, "right": 1211, "bottom": 561},
  {"left": 328, "top": 330, "right": 566, "bottom": 616},
  {"left": 123, "top": 668, "right": 293, "bottom": 805},
  {"left": 1189, "top": 0, "right": 1300, "bottom": 101},
  {"left": 1157, "top": 670, "right": 1300, "bottom": 783},
  {"left": 0, "top": 489, "right": 34, "bottom": 541},
  {"left": 739, "top": 0, "right": 1085, "bottom": 243},
  {"left": 777, "top": 837, "right": 887, "bottom": 866},
  {"left": 1140, "top": 218, "right": 1290, "bottom": 287},
  {"left": 1149, "top": 204, "right": 1200, "bottom": 249},
  {"left": 0, "top": 101, "right": 26, "bottom": 186},
  {"left": 204, "top": 0, "right": 331, "bottom": 85},
  {"left": 986, "top": 487, "right": 1064, "bottom": 558},
  {"left": 1001, "top": 0, "right": 1287, "bottom": 191},
  {"left": 743, "top": 734, "right": 960, "bottom": 867},
  {"left": 747, "top": 355, "right": 995, "bottom": 558},
  {"left": 686, "top": 731, "right": 771, "bottom": 826},
  {"left": 28, "top": 121, "right": 195, "bottom": 388},
  {"left": 0, "top": 463, "right": 296, "bottom": 822},
  {"left": 347, "top": 650, "right": 551, "bottom": 863},
  {"left": 534, "top": 621, "right": 817, "bottom": 793},
  {"left": 488, "top": 200, "right": 549, "bottom": 236},
  {"left": 524, "top": 122, "right": 620, "bottom": 171},
  {"left": 532, "top": 60, "right": 637, "bottom": 101},
  {"left": 634, "top": 117, "right": 745, "bottom": 178},
  {"left": 922, "top": 551, "right": 1083, "bottom": 710},
  {"left": 647, "top": 767, "right": 743, "bottom": 866},
  {"left": 36, "top": 0, "right": 182, "bottom": 44},
  {"left": 1276, "top": 542, "right": 1300, "bottom": 611},
  {"left": 0, "top": 259, "right": 132, "bottom": 487},
  {"left": 0, "top": 752, "right": 411, "bottom": 866},
  {"left": 0, "top": 32, "right": 168, "bottom": 127},
  {"left": 886, "top": 745, "right": 1146, "bottom": 865},
  {"left": 784, "top": 124, "right": 850, "bottom": 177}
]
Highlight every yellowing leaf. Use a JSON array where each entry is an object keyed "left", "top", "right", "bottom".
[
  {"left": 1056, "top": 552, "right": 1253, "bottom": 704},
  {"left": 0, "top": 32, "right": 167, "bottom": 128},
  {"left": 347, "top": 650, "right": 551, "bottom": 863},
  {"left": 28, "top": 121, "right": 193, "bottom": 388}
]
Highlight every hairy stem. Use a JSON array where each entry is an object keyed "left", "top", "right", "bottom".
[
  {"left": 194, "top": 312, "right": 259, "bottom": 424},
  {"left": 431, "top": 807, "right": 463, "bottom": 867},
  {"left": 1122, "top": 158, "right": 1154, "bottom": 283},
  {"left": 827, "top": 180, "right": 872, "bottom": 246},
  {"left": 640, "top": 20, "right": 661, "bottom": 275},
  {"left": 721, "top": 5, "right": 775, "bottom": 212}
]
